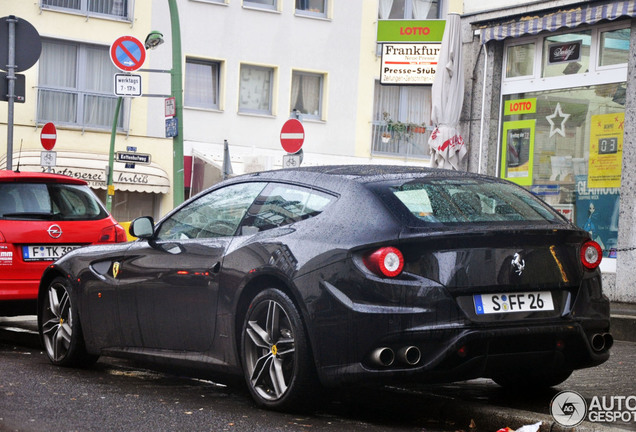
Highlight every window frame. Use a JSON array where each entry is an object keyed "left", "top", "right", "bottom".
[
  {"left": 37, "top": 38, "right": 125, "bottom": 131},
  {"left": 295, "top": 0, "right": 328, "bottom": 19},
  {"left": 40, "top": 0, "right": 133, "bottom": 21},
  {"left": 290, "top": 70, "right": 325, "bottom": 121},
  {"left": 185, "top": 57, "right": 222, "bottom": 110},
  {"left": 501, "top": 22, "right": 629, "bottom": 95},
  {"left": 243, "top": 0, "right": 279, "bottom": 12},
  {"left": 238, "top": 63, "right": 276, "bottom": 116}
]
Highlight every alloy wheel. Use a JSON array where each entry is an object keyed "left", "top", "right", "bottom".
[
  {"left": 41, "top": 281, "right": 73, "bottom": 362},
  {"left": 244, "top": 299, "right": 296, "bottom": 401}
]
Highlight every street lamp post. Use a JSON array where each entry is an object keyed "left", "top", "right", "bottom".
[{"left": 168, "top": 0, "right": 185, "bottom": 207}]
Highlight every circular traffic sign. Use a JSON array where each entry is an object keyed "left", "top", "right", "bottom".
[
  {"left": 280, "top": 119, "right": 305, "bottom": 154},
  {"left": 110, "top": 35, "right": 146, "bottom": 72},
  {"left": 0, "top": 16, "right": 42, "bottom": 72},
  {"left": 40, "top": 122, "right": 57, "bottom": 150}
]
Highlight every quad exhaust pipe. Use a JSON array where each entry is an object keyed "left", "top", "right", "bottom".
[
  {"left": 370, "top": 346, "right": 421, "bottom": 367},
  {"left": 590, "top": 333, "right": 613, "bottom": 352}
]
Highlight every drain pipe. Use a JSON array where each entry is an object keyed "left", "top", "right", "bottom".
[{"left": 478, "top": 43, "right": 488, "bottom": 174}]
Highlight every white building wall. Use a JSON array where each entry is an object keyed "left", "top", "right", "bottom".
[{"left": 147, "top": 0, "right": 395, "bottom": 173}]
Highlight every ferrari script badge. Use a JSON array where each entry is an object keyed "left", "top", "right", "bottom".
[
  {"left": 113, "top": 262, "right": 120, "bottom": 279},
  {"left": 511, "top": 253, "right": 525, "bottom": 276}
]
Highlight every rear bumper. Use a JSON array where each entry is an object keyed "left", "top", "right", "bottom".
[
  {"left": 310, "top": 278, "right": 610, "bottom": 387},
  {"left": 0, "top": 279, "right": 40, "bottom": 301}
]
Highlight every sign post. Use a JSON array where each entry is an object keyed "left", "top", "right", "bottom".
[
  {"left": 40, "top": 122, "right": 57, "bottom": 172},
  {"left": 1, "top": 16, "right": 42, "bottom": 171}
]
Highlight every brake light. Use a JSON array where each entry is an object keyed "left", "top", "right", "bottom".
[
  {"left": 363, "top": 247, "right": 404, "bottom": 277},
  {"left": 98, "top": 224, "right": 128, "bottom": 243},
  {"left": 581, "top": 240, "right": 602, "bottom": 270}
]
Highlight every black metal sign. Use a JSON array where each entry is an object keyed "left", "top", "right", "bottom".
[{"left": 548, "top": 40, "right": 582, "bottom": 64}]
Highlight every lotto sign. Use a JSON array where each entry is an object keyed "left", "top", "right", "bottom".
[
  {"left": 280, "top": 119, "right": 305, "bottom": 154},
  {"left": 110, "top": 36, "right": 146, "bottom": 72}
]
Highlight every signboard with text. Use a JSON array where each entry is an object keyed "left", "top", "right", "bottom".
[
  {"left": 114, "top": 74, "right": 142, "bottom": 97},
  {"left": 380, "top": 43, "right": 441, "bottom": 85}
]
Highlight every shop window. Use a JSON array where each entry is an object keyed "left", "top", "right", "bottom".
[
  {"left": 41, "top": 0, "right": 130, "bottom": 20},
  {"left": 372, "top": 81, "right": 431, "bottom": 158},
  {"left": 37, "top": 39, "right": 123, "bottom": 130},
  {"left": 290, "top": 71, "right": 324, "bottom": 120},
  {"left": 296, "top": 0, "right": 327, "bottom": 17},
  {"left": 94, "top": 190, "right": 158, "bottom": 222},
  {"left": 600, "top": 28, "right": 630, "bottom": 67},
  {"left": 378, "top": 0, "right": 440, "bottom": 19},
  {"left": 239, "top": 64, "right": 274, "bottom": 115},
  {"left": 506, "top": 43, "right": 534, "bottom": 78},
  {"left": 542, "top": 30, "right": 591, "bottom": 78},
  {"left": 501, "top": 83, "right": 624, "bottom": 258},
  {"left": 185, "top": 58, "right": 221, "bottom": 110}
]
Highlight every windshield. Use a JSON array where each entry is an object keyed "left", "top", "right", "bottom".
[
  {"left": 377, "top": 178, "right": 563, "bottom": 226},
  {"left": 0, "top": 182, "right": 108, "bottom": 221}
]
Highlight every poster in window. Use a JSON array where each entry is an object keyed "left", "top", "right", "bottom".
[
  {"left": 588, "top": 112, "right": 624, "bottom": 188},
  {"left": 575, "top": 174, "right": 620, "bottom": 258},
  {"left": 501, "top": 120, "right": 535, "bottom": 186}
]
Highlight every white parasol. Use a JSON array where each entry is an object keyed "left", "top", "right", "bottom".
[{"left": 428, "top": 13, "right": 467, "bottom": 170}]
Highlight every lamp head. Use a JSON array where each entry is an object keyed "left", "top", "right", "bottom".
[{"left": 145, "top": 31, "right": 164, "bottom": 50}]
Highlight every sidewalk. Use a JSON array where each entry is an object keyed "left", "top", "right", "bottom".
[{"left": 611, "top": 301, "right": 636, "bottom": 342}]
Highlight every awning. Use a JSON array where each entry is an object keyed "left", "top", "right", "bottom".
[
  {"left": 480, "top": 0, "right": 636, "bottom": 44},
  {"left": 1, "top": 151, "right": 170, "bottom": 194}
]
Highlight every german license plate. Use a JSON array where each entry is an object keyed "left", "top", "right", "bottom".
[
  {"left": 22, "top": 245, "right": 81, "bottom": 261},
  {"left": 474, "top": 291, "right": 554, "bottom": 315}
]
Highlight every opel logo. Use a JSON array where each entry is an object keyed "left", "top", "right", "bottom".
[{"left": 47, "top": 224, "right": 62, "bottom": 239}]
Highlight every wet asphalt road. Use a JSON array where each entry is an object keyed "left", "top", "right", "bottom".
[{"left": 1, "top": 317, "right": 635, "bottom": 432}]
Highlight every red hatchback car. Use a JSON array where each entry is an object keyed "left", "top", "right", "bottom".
[{"left": 0, "top": 170, "right": 127, "bottom": 315}]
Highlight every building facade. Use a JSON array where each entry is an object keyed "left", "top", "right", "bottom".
[
  {"left": 462, "top": 0, "right": 636, "bottom": 302},
  {"left": 0, "top": 1, "right": 174, "bottom": 221}
]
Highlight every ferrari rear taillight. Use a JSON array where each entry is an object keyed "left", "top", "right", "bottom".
[
  {"left": 98, "top": 224, "right": 128, "bottom": 243},
  {"left": 581, "top": 240, "right": 602, "bottom": 270},
  {"left": 363, "top": 247, "right": 404, "bottom": 277}
]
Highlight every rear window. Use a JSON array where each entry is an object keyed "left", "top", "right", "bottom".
[
  {"left": 378, "top": 178, "right": 562, "bottom": 225},
  {"left": 0, "top": 182, "right": 108, "bottom": 221}
]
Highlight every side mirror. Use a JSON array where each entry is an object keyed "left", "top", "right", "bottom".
[{"left": 130, "top": 216, "right": 155, "bottom": 239}]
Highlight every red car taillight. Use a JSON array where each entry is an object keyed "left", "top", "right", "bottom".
[
  {"left": 363, "top": 246, "right": 404, "bottom": 277},
  {"left": 581, "top": 240, "right": 602, "bottom": 270},
  {"left": 98, "top": 224, "right": 128, "bottom": 243}
]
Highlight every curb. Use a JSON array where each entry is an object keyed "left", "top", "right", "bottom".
[{"left": 445, "top": 399, "right": 620, "bottom": 432}]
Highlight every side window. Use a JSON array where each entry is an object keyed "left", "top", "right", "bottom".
[
  {"left": 157, "top": 182, "right": 267, "bottom": 240},
  {"left": 240, "top": 184, "right": 334, "bottom": 234}
]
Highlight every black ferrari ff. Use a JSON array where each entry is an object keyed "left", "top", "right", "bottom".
[{"left": 38, "top": 165, "right": 611, "bottom": 411}]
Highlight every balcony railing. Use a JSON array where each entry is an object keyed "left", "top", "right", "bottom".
[{"left": 371, "top": 121, "right": 431, "bottom": 158}]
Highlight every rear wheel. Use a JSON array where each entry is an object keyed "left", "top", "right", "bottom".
[
  {"left": 492, "top": 369, "right": 572, "bottom": 389},
  {"left": 39, "top": 277, "right": 98, "bottom": 367},
  {"left": 241, "top": 288, "right": 320, "bottom": 411}
]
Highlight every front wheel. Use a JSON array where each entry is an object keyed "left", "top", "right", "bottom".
[
  {"left": 241, "top": 288, "right": 320, "bottom": 411},
  {"left": 39, "top": 277, "right": 98, "bottom": 367}
]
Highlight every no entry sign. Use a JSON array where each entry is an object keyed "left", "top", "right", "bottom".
[
  {"left": 40, "top": 122, "right": 57, "bottom": 150},
  {"left": 280, "top": 119, "right": 305, "bottom": 154},
  {"left": 110, "top": 36, "right": 146, "bottom": 72}
]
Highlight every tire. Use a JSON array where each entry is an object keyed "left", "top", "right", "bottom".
[
  {"left": 492, "top": 369, "right": 573, "bottom": 389},
  {"left": 240, "top": 288, "right": 320, "bottom": 411},
  {"left": 39, "top": 277, "right": 98, "bottom": 368}
]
